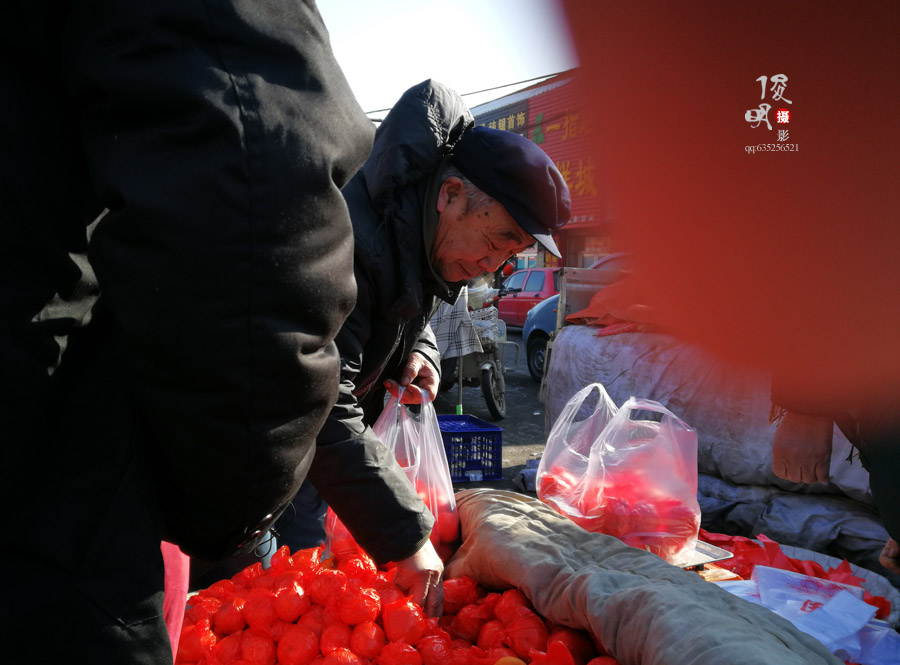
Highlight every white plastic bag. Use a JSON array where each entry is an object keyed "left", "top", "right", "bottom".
[
  {"left": 715, "top": 566, "right": 900, "bottom": 664},
  {"left": 536, "top": 383, "right": 618, "bottom": 525},
  {"left": 374, "top": 390, "right": 459, "bottom": 561},
  {"left": 326, "top": 389, "right": 459, "bottom": 562},
  {"left": 537, "top": 383, "right": 701, "bottom": 563},
  {"left": 751, "top": 566, "right": 874, "bottom": 660}
]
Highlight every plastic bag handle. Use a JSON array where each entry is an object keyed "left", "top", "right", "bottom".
[
  {"left": 403, "top": 383, "right": 431, "bottom": 405},
  {"left": 546, "top": 383, "right": 618, "bottom": 459},
  {"left": 372, "top": 389, "right": 413, "bottom": 462},
  {"left": 620, "top": 395, "right": 678, "bottom": 417},
  {"left": 616, "top": 396, "right": 693, "bottom": 433},
  {"left": 609, "top": 395, "right": 698, "bottom": 478}
]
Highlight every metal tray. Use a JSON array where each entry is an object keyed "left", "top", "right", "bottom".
[{"left": 673, "top": 540, "right": 734, "bottom": 570}]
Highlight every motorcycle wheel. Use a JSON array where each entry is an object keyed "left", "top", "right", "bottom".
[
  {"left": 481, "top": 364, "right": 506, "bottom": 420},
  {"left": 526, "top": 335, "right": 548, "bottom": 383}
]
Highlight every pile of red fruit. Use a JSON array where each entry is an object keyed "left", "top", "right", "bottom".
[
  {"left": 538, "top": 466, "right": 700, "bottom": 561},
  {"left": 176, "top": 544, "right": 621, "bottom": 665}
]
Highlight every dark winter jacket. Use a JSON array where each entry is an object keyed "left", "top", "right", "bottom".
[
  {"left": 308, "top": 80, "right": 473, "bottom": 563},
  {"left": 3, "top": 0, "right": 372, "bottom": 587},
  {"left": 771, "top": 378, "right": 900, "bottom": 542}
]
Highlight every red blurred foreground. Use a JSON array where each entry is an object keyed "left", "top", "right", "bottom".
[{"left": 560, "top": 1, "right": 900, "bottom": 406}]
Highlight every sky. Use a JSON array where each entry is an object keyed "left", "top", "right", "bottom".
[{"left": 317, "top": 0, "right": 579, "bottom": 119}]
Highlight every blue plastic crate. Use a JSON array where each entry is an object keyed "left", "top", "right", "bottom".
[{"left": 437, "top": 414, "right": 503, "bottom": 483}]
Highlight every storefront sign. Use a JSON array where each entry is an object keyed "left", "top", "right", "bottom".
[{"left": 476, "top": 100, "right": 529, "bottom": 137}]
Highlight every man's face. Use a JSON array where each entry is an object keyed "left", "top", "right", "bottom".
[{"left": 431, "top": 178, "right": 534, "bottom": 283}]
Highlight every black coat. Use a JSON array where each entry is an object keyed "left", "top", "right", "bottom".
[
  {"left": 2, "top": 1, "right": 372, "bottom": 656},
  {"left": 771, "top": 379, "right": 900, "bottom": 545},
  {"left": 308, "top": 80, "right": 473, "bottom": 563}
]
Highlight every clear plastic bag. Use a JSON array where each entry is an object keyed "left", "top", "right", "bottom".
[
  {"left": 326, "top": 389, "right": 459, "bottom": 562},
  {"left": 536, "top": 383, "right": 701, "bottom": 562},
  {"left": 536, "top": 383, "right": 618, "bottom": 529}
]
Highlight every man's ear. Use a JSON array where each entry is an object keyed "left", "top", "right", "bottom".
[{"left": 436, "top": 177, "right": 465, "bottom": 213}]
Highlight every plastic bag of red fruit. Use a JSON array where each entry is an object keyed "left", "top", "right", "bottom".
[
  {"left": 536, "top": 384, "right": 701, "bottom": 563},
  {"left": 176, "top": 544, "right": 622, "bottom": 665},
  {"left": 325, "top": 389, "right": 460, "bottom": 564}
]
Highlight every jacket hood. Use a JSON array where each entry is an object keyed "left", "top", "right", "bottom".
[
  {"left": 362, "top": 80, "right": 473, "bottom": 214},
  {"left": 360, "top": 80, "right": 474, "bottom": 316}
]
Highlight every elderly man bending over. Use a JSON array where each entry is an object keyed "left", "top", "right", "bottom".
[{"left": 277, "top": 80, "right": 571, "bottom": 615}]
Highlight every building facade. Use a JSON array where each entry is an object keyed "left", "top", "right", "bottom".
[{"left": 470, "top": 70, "right": 614, "bottom": 269}]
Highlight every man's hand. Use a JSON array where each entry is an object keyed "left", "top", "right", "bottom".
[
  {"left": 772, "top": 410, "right": 834, "bottom": 484},
  {"left": 879, "top": 538, "right": 900, "bottom": 574},
  {"left": 393, "top": 538, "right": 444, "bottom": 617},
  {"left": 384, "top": 351, "right": 439, "bottom": 404}
]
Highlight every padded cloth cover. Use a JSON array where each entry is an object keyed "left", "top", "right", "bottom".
[{"left": 445, "top": 489, "right": 841, "bottom": 665}]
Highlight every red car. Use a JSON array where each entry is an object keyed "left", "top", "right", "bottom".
[{"left": 497, "top": 267, "right": 560, "bottom": 327}]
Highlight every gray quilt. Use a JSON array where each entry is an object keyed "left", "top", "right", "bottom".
[{"left": 445, "top": 488, "right": 842, "bottom": 665}]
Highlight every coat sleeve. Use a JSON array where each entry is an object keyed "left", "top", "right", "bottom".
[
  {"left": 414, "top": 323, "right": 441, "bottom": 374},
  {"left": 65, "top": 0, "right": 373, "bottom": 560},
  {"left": 309, "top": 260, "right": 434, "bottom": 565}
]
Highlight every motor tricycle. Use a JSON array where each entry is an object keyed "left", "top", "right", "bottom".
[{"left": 430, "top": 282, "right": 518, "bottom": 420}]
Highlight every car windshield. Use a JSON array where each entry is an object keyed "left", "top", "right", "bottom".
[
  {"left": 504, "top": 271, "right": 527, "bottom": 291},
  {"left": 523, "top": 271, "right": 544, "bottom": 292}
]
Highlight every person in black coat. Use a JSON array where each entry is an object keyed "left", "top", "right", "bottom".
[
  {"left": 1, "top": 2, "right": 372, "bottom": 661},
  {"left": 769, "top": 382, "right": 900, "bottom": 579},
  {"left": 277, "top": 80, "right": 571, "bottom": 615}
]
